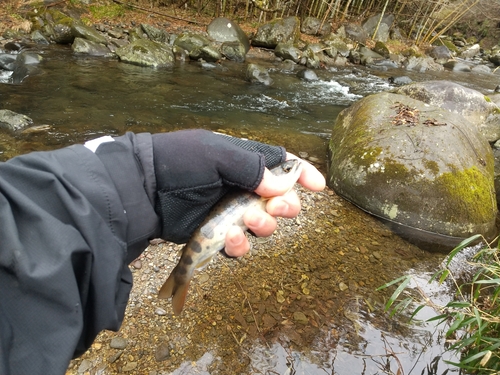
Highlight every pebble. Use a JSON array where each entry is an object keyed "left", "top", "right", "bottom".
[
  {"left": 132, "top": 260, "right": 142, "bottom": 269},
  {"left": 122, "top": 362, "right": 138, "bottom": 372},
  {"left": 155, "top": 307, "right": 167, "bottom": 316},
  {"left": 110, "top": 337, "right": 128, "bottom": 349},
  {"left": 155, "top": 342, "right": 171, "bottom": 362},
  {"left": 77, "top": 359, "right": 92, "bottom": 373},
  {"left": 372, "top": 251, "right": 382, "bottom": 260},
  {"left": 339, "top": 282, "right": 348, "bottom": 291}
]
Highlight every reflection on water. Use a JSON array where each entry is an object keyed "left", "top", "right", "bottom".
[{"left": 2, "top": 44, "right": 489, "bottom": 374}]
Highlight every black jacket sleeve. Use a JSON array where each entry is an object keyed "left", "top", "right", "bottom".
[{"left": 0, "top": 132, "right": 159, "bottom": 375}]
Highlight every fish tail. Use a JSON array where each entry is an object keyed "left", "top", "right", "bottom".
[
  {"left": 171, "top": 279, "right": 191, "bottom": 315},
  {"left": 158, "top": 271, "right": 191, "bottom": 315},
  {"left": 158, "top": 273, "right": 176, "bottom": 299}
]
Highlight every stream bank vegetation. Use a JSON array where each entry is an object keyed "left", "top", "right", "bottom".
[
  {"left": 2, "top": 0, "right": 500, "bottom": 47},
  {"left": 379, "top": 234, "right": 500, "bottom": 374}
]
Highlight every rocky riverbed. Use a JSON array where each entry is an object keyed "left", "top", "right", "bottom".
[{"left": 66, "top": 184, "right": 444, "bottom": 375}]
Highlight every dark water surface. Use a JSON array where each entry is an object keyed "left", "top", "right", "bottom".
[{"left": 2, "top": 44, "right": 498, "bottom": 374}]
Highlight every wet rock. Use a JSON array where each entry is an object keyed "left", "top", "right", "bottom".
[
  {"left": 71, "top": 23, "right": 107, "bottom": 44},
  {"left": 327, "top": 91, "right": 497, "bottom": 251},
  {"left": 72, "top": 38, "right": 111, "bottom": 56},
  {"left": 471, "top": 64, "right": 491, "bottom": 74},
  {"left": 189, "top": 44, "right": 221, "bottom": 62},
  {"left": 388, "top": 76, "right": 412, "bottom": 85},
  {"left": 296, "top": 69, "right": 318, "bottom": 81},
  {"left": 395, "top": 80, "right": 500, "bottom": 142},
  {"left": 221, "top": 41, "right": 246, "bottom": 62},
  {"left": 0, "top": 54, "right": 17, "bottom": 70},
  {"left": 301, "top": 16, "right": 331, "bottom": 37},
  {"left": 301, "top": 45, "right": 321, "bottom": 68},
  {"left": 252, "top": 16, "right": 300, "bottom": 49},
  {"left": 115, "top": 39, "right": 175, "bottom": 68},
  {"left": 358, "top": 46, "right": 384, "bottom": 65},
  {"left": 207, "top": 17, "right": 250, "bottom": 53},
  {"left": 110, "top": 336, "right": 128, "bottom": 349},
  {"left": 373, "top": 41, "right": 390, "bottom": 58},
  {"left": 174, "top": 32, "right": 211, "bottom": 54},
  {"left": 429, "top": 45, "right": 452, "bottom": 63},
  {"left": 0, "top": 109, "right": 33, "bottom": 131},
  {"left": 245, "top": 63, "right": 273, "bottom": 86},
  {"left": 404, "top": 56, "right": 444, "bottom": 72},
  {"left": 30, "top": 30, "right": 50, "bottom": 44},
  {"left": 443, "top": 60, "right": 471, "bottom": 72},
  {"left": 275, "top": 42, "right": 301, "bottom": 63}
]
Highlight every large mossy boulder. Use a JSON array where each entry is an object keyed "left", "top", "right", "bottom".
[
  {"left": 327, "top": 92, "right": 497, "bottom": 251},
  {"left": 394, "top": 81, "right": 500, "bottom": 142}
]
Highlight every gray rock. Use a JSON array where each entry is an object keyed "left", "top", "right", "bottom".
[
  {"left": 110, "top": 336, "right": 128, "bottom": 349},
  {"left": 274, "top": 42, "right": 301, "bottom": 63},
  {"left": 344, "top": 23, "right": 369, "bottom": 44},
  {"left": 174, "top": 32, "right": 211, "bottom": 54},
  {"left": 71, "top": 23, "right": 107, "bottom": 44},
  {"left": 246, "top": 63, "right": 273, "bottom": 86},
  {"left": 327, "top": 91, "right": 497, "bottom": 250},
  {"left": 155, "top": 342, "right": 171, "bottom": 362},
  {"left": 394, "top": 80, "right": 500, "bottom": 142},
  {"left": 72, "top": 37, "right": 111, "bottom": 56},
  {"left": 189, "top": 44, "right": 221, "bottom": 62},
  {"left": 388, "top": 76, "right": 412, "bottom": 85},
  {"left": 141, "top": 23, "right": 169, "bottom": 43},
  {"left": 0, "top": 54, "right": 17, "bottom": 70},
  {"left": 404, "top": 56, "right": 444, "bottom": 72},
  {"left": 207, "top": 17, "right": 249, "bottom": 53},
  {"left": 301, "top": 16, "right": 331, "bottom": 36},
  {"left": 471, "top": 64, "right": 491, "bottom": 74},
  {"left": 443, "top": 60, "right": 472, "bottom": 72},
  {"left": 296, "top": 69, "right": 318, "bottom": 81},
  {"left": 372, "top": 22, "right": 390, "bottom": 42},
  {"left": 221, "top": 41, "right": 246, "bottom": 62},
  {"left": 252, "top": 16, "right": 300, "bottom": 49},
  {"left": 358, "top": 46, "right": 384, "bottom": 65},
  {"left": 489, "top": 52, "right": 500, "bottom": 66},
  {"left": 322, "top": 35, "right": 350, "bottom": 57},
  {"left": 460, "top": 43, "right": 480, "bottom": 59},
  {"left": 362, "top": 13, "right": 394, "bottom": 36},
  {"left": 0, "top": 110, "right": 33, "bottom": 131},
  {"left": 429, "top": 45, "right": 452, "bottom": 64},
  {"left": 30, "top": 30, "right": 50, "bottom": 44},
  {"left": 116, "top": 39, "right": 175, "bottom": 68}
]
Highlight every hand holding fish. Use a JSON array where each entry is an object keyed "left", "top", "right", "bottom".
[{"left": 225, "top": 153, "right": 326, "bottom": 257}]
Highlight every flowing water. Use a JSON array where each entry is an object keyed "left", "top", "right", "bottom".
[{"left": 1, "top": 44, "right": 498, "bottom": 374}]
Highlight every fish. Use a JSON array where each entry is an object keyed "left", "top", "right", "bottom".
[{"left": 158, "top": 159, "right": 303, "bottom": 315}]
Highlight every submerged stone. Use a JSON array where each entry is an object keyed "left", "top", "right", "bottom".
[{"left": 327, "top": 92, "right": 497, "bottom": 251}]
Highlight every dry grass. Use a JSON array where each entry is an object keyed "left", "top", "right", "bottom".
[{"left": 0, "top": 0, "right": 35, "bottom": 35}]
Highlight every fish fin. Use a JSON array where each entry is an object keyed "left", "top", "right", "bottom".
[
  {"left": 171, "top": 279, "right": 191, "bottom": 315},
  {"left": 158, "top": 274, "right": 176, "bottom": 299}
]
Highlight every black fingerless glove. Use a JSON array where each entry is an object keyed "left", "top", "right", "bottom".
[{"left": 152, "top": 129, "right": 286, "bottom": 243}]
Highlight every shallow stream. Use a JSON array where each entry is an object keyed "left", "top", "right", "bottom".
[{"left": 1, "top": 44, "right": 499, "bottom": 374}]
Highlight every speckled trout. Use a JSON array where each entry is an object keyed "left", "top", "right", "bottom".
[{"left": 158, "top": 159, "right": 303, "bottom": 315}]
